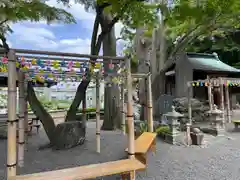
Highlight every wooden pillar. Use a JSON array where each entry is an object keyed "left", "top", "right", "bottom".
[
  {"left": 225, "top": 85, "right": 231, "bottom": 123},
  {"left": 126, "top": 58, "right": 135, "bottom": 180},
  {"left": 17, "top": 71, "right": 25, "bottom": 167},
  {"left": 187, "top": 83, "right": 192, "bottom": 125},
  {"left": 24, "top": 77, "right": 28, "bottom": 144},
  {"left": 96, "top": 73, "right": 101, "bottom": 153},
  {"left": 147, "top": 74, "right": 153, "bottom": 132},
  {"left": 207, "top": 75, "right": 213, "bottom": 110},
  {"left": 120, "top": 82, "right": 126, "bottom": 135},
  {"left": 219, "top": 78, "right": 225, "bottom": 126},
  {"left": 7, "top": 49, "right": 17, "bottom": 177}
]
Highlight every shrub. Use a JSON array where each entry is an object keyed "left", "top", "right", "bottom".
[{"left": 155, "top": 125, "right": 171, "bottom": 135}]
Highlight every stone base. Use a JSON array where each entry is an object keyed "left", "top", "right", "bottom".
[
  {"left": 214, "top": 128, "right": 225, "bottom": 136},
  {"left": 190, "top": 133, "right": 204, "bottom": 145},
  {"left": 164, "top": 133, "right": 180, "bottom": 145}
]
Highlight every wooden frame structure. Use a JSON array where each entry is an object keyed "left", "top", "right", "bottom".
[
  {"left": 2, "top": 48, "right": 145, "bottom": 180},
  {"left": 187, "top": 77, "right": 236, "bottom": 123},
  {"left": 120, "top": 73, "right": 154, "bottom": 134},
  {"left": 186, "top": 77, "right": 239, "bottom": 144}
]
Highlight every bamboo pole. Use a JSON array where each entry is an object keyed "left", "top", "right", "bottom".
[
  {"left": 7, "top": 49, "right": 17, "bottom": 177},
  {"left": 96, "top": 72, "right": 101, "bottom": 153},
  {"left": 4, "top": 48, "right": 125, "bottom": 61},
  {"left": 126, "top": 58, "right": 135, "bottom": 180},
  {"left": 144, "top": 78, "right": 148, "bottom": 121},
  {"left": 17, "top": 71, "right": 25, "bottom": 167},
  {"left": 225, "top": 85, "right": 231, "bottom": 123},
  {"left": 147, "top": 74, "right": 153, "bottom": 132},
  {"left": 207, "top": 75, "right": 213, "bottom": 110},
  {"left": 187, "top": 83, "right": 192, "bottom": 146},
  {"left": 24, "top": 77, "right": 29, "bottom": 144},
  {"left": 219, "top": 78, "right": 225, "bottom": 127},
  {"left": 188, "top": 83, "right": 192, "bottom": 125},
  {"left": 120, "top": 82, "right": 126, "bottom": 135}
]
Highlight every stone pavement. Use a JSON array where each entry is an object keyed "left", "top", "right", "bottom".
[{"left": 0, "top": 122, "right": 240, "bottom": 180}]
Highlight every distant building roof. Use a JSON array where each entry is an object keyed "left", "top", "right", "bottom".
[{"left": 186, "top": 52, "right": 240, "bottom": 73}]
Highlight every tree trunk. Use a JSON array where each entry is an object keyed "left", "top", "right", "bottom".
[
  {"left": 27, "top": 83, "right": 86, "bottom": 150},
  {"left": 101, "top": 13, "right": 121, "bottom": 130},
  {"left": 27, "top": 83, "right": 56, "bottom": 143}
]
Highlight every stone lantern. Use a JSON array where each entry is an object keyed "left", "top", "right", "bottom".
[
  {"left": 165, "top": 106, "right": 183, "bottom": 144},
  {"left": 207, "top": 104, "right": 225, "bottom": 136}
]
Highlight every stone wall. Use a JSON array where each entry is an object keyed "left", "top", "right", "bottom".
[{"left": 173, "top": 97, "right": 210, "bottom": 123}]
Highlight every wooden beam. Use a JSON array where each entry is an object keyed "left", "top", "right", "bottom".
[
  {"left": 9, "top": 159, "right": 145, "bottom": 180},
  {"left": 132, "top": 73, "right": 148, "bottom": 78},
  {"left": 5, "top": 48, "right": 125, "bottom": 61},
  {"left": 16, "top": 55, "right": 121, "bottom": 64}
]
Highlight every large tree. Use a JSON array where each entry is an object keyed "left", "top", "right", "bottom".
[
  {"left": 57, "top": 0, "right": 158, "bottom": 127},
  {"left": 1, "top": 0, "right": 158, "bottom": 148},
  {"left": 0, "top": 0, "right": 83, "bottom": 149},
  {"left": 121, "top": 0, "right": 240, "bottom": 102}
]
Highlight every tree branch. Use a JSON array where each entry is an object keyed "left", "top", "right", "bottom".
[
  {"left": 90, "top": 14, "right": 100, "bottom": 55},
  {"left": 0, "top": 19, "right": 8, "bottom": 26},
  {"left": 0, "top": 34, "right": 10, "bottom": 54}
]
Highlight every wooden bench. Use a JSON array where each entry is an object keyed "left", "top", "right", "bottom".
[
  {"left": 28, "top": 117, "right": 41, "bottom": 133},
  {"left": 232, "top": 120, "right": 240, "bottom": 129},
  {"left": 10, "top": 159, "right": 145, "bottom": 180},
  {"left": 125, "top": 132, "right": 157, "bottom": 165}
]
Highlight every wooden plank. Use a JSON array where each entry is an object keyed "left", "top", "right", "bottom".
[
  {"left": 10, "top": 48, "right": 125, "bottom": 61},
  {"left": 232, "top": 120, "right": 240, "bottom": 123},
  {"left": 10, "top": 159, "right": 145, "bottom": 180},
  {"left": 126, "top": 132, "right": 157, "bottom": 154}
]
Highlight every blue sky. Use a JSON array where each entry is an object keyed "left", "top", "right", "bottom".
[{"left": 6, "top": 0, "right": 125, "bottom": 55}]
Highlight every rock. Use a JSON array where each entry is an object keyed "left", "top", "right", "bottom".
[
  {"left": 191, "top": 127, "right": 202, "bottom": 134},
  {"left": 52, "top": 121, "right": 86, "bottom": 150},
  {"left": 173, "top": 97, "right": 210, "bottom": 123}
]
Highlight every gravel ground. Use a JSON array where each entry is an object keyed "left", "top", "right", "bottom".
[{"left": 1, "top": 120, "right": 240, "bottom": 180}]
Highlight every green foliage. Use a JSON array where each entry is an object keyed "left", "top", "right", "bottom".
[
  {"left": 139, "top": 122, "right": 148, "bottom": 133},
  {"left": 0, "top": 94, "right": 7, "bottom": 108},
  {"left": 120, "top": 0, "right": 240, "bottom": 59},
  {"left": 155, "top": 125, "right": 170, "bottom": 135},
  {"left": 0, "top": 0, "right": 75, "bottom": 36}
]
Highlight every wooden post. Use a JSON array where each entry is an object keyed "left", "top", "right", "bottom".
[
  {"left": 120, "top": 82, "right": 126, "bottom": 135},
  {"left": 24, "top": 77, "right": 28, "bottom": 144},
  {"left": 126, "top": 58, "right": 135, "bottom": 180},
  {"left": 147, "top": 74, "right": 153, "bottom": 132},
  {"left": 7, "top": 49, "right": 17, "bottom": 177},
  {"left": 225, "top": 84, "right": 231, "bottom": 123},
  {"left": 187, "top": 83, "right": 192, "bottom": 125},
  {"left": 207, "top": 75, "right": 213, "bottom": 110},
  {"left": 219, "top": 78, "right": 225, "bottom": 127},
  {"left": 96, "top": 73, "right": 101, "bottom": 153},
  {"left": 18, "top": 71, "right": 25, "bottom": 167}
]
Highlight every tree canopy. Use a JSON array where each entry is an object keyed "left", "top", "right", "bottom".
[
  {"left": 0, "top": 0, "right": 75, "bottom": 50},
  {"left": 121, "top": 0, "right": 240, "bottom": 59}
]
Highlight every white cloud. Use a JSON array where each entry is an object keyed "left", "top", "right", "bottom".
[
  {"left": 46, "top": 0, "right": 95, "bottom": 21},
  {"left": 115, "top": 22, "right": 124, "bottom": 38}
]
